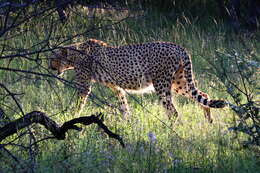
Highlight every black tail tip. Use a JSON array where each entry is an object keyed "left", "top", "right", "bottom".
[{"left": 209, "top": 100, "right": 226, "bottom": 108}]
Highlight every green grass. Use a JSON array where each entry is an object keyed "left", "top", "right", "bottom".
[{"left": 0, "top": 7, "right": 259, "bottom": 173}]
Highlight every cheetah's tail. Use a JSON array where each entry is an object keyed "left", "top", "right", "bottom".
[
  {"left": 182, "top": 52, "right": 226, "bottom": 109},
  {"left": 190, "top": 90, "right": 226, "bottom": 108}
]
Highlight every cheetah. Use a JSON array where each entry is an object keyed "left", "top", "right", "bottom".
[{"left": 49, "top": 39, "right": 226, "bottom": 123}]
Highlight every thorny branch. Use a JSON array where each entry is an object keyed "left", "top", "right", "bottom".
[{"left": 206, "top": 50, "right": 260, "bottom": 147}]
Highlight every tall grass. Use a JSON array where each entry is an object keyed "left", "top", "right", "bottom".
[{"left": 0, "top": 6, "right": 259, "bottom": 173}]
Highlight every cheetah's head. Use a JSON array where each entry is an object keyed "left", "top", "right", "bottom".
[{"left": 49, "top": 48, "right": 74, "bottom": 76}]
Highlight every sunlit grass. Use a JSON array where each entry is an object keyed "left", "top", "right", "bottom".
[{"left": 0, "top": 7, "right": 259, "bottom": 173}]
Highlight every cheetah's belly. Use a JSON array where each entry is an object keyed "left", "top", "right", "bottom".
[
  {"left": 125, "top": 83, "right": 155, "bottom": 94},
  {"left": 94, "top": 72, "right": 154, "bottom": 94},
  {"left": 116, "top": 74, "right": 153, "bottom": 90}
]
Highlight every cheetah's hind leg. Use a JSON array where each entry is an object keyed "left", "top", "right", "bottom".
[
  {"left": 153, "top": 78, "right": 179, "bottom": 125},
  {"left": 172, "top": 66, "right": 213, "bottom": 123},
  {"left": 199, "top": 92, "right": 213, "bottom": 123}
]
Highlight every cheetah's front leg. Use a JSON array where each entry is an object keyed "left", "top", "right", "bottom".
[
  {"left": 110, "top": 86, "right": 130, "bottom": 119},
  {"left": 75, "top": 94, "right": 90, "bottom": 115},
  {"left": 74, "top": 68, "right": 92, "bottom": 115}
]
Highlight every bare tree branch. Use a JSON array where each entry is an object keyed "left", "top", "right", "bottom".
[{"left": 0, "top": 111, "right": 125, "bottom": 147}]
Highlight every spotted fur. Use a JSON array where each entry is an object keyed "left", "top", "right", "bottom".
[{"left": 49, "top": 39, "right": 226, "bottom": 122}]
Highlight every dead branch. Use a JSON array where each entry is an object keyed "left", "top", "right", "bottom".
[{"left": 0, "top": 111, "right": 125, "bottom": 147}]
